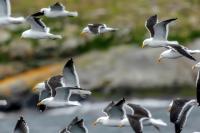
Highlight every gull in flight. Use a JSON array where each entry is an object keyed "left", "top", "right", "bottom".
[
  {"left": 21, "top": 14, "right": 62, "bottom": 40},
  {"left": 81, "top": 24, "right": 118, "bottom": 36},
  {"left": 0, "top": 0, "right": 25, "bottom": 25},
  {"left": 40, "top": 2, "right": 78, "bottom": 18}
]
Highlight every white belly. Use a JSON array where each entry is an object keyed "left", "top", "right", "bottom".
[
  {"left": 45, "top": 11, "right": 67, "bottom": 18},
  {"left": 22, "top": 30, "right": 50, "bottom": 39}
]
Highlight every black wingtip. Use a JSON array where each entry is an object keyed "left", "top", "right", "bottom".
[
  {"left": 31, "top": 11, "right": 44, "bottom": 17},
  {"left": 65, "top": 58, "right": 74, "bottom": 67}
]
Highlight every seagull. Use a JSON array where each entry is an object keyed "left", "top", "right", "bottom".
[
  {"left": 127, "top": 103, "right": 167, "bottom": 131},
  {"left": 168, "top": 98, "right": 198, "bottom": 133},
  {"left": 142, "top": 14, "right": 178, "bottom": 48},
  {"left": 0, "top": 0, "right": 25, "bottom": 25},
  {"left": 13, "top": 116, "right": 29, "bottom": 133},
  {"left": 33, "top": 58, "right": 86, "bottom": 101},
  {"left": 60, "top": 117, "right": 88, "bottom": 133},
  {"left": 157, "top": 45, "right": 197, "bottom": 62},
  {"left": 192, "top": 62, "right": 200, "bottom": 105},
  {"left": 93, "top": 98, "right": 129, "bottom": 127},
  {"left": 40, "top": 2, "right": 78, "bottom": 18},
  {"left": 36, "top": 87, "right": 91, "bottom": 108},
  {"left": 81, "top": 24, "right": 118, "bottom": 36},
  {"left": 21, "top": 15, "right": 62, "bottom": 39}
]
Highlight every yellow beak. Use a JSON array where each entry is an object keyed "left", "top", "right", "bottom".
[
  {"left": 157, "top": 58, "right": 161, "bottom": 63},
  {"left": 92, "top": 121, "right": 97, "bottom": 126},
  {"left": 142, "top": 43, "right": 146, "bottom": 48},
  {"left": 37, "top": 102, "right": 42, "bottom": 107},
  {"left": 32, "top": 87, "right": 37, "bottom": 92},
  {"left": 192, "top": 65, "right": 196, "bottom": 70},
  {"left": 80, "top": 31, "right": 86, "bottom": 37}
]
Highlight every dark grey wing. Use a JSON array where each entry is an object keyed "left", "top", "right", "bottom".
[
  {"left": 14, "top": 116, "right": 29, "bottom": 133},
  {"left": 63, "top": 58, "right": 80, "bottom": 87},
  {"left": 154, "top": 18, "right": 177, "bottom": 40},
  {"left": 39, "top": 89, "right": 51, "bottom": 101},
  {"left": 103, "top": 101, "right": 115, "bottom": 115},
  {"left": 26, "top": 16, "right": 47, "bottom": 32},
  {"left": 50, "top": 2, "right": 65, "bottom": 11},
  {"left": 196, "top": 71, "right": 200, "bottom": 106},
  {"left": 127, "top": 114, "right": 146, "bottom": 133},
  {"left": 128, "top": 103, "right": 151, "bottom": 118},
  {"left": 88, "top": 24, "right": 104, "bottom": 34},
  {"left": 108, "top": 98, "right": 126, "bottom": 120},
  {"left": 145, "top": 14, "right": 157, "bottom": 37},
  {"left": 47, "top": 75, "right": 63, "bottom": 91},
  {"left": 170, "top": 99, "right": 190, "bottom": 123},
  {"left": 0, "top": 0, "right": 11, "bottom": 17},
  {"left": 167, "top": 44, "right": 196, "bottom": 61},
  {"left": 73, "top": 119, "right": 87, "bottom": 133},
  {"left": 174, "top": 104, "right": 194, "bottom": 133},
  {"left": 59, "top": 128, "right": 67, "bottom": 133},
  {"left": 67, "top": 117, "right": 79, "bottom": 131},
  {"left": 31, "top": 11, "right": 44, "bottom": 17},
  {"left": 53, "top": 87, "right": 70, "bottom": 101}
]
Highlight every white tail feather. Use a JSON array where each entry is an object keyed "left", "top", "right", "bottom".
[
  {"left": 149, "top": 118, "right": 167, "bottom": 126},
  {"left": 67, "top": 11, "right": 78, "bottom": 17}
]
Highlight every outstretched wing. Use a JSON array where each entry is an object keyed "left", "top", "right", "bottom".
[
  {"left": 154, "top": 18, "right": 177, "bottom": 40},
  {"left": 145, "top": 14, "right": 157, "bottom": 37},
  {"left": 167, "top": 44, "right": 196, "bottom": 61},
  {"left": 0, "top": 0, "right": 11, "bottom": 17},
  {"left": 196, "top": 71, "right": 200, "bottom": 106},
  {"left": 88, "top": 24, "right": 104, "bottom": 34},
  {"left": 26, "top": 16, "right": 48, "bottom": 32},
  {"left": 105, "top": 98, "right": 126, "bottom": 120},
  {"left": 50, "top": 2, "right": 65, "bottom": 11},
  {"left": 128, "top": 103, "right": 151, "bottom": 118},
  {"left": 63, "top": 58, "right": 80, "bottom": 88}
]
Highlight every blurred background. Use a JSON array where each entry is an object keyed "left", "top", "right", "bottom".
[{"left": 1, "top": 0, "right": 200, "bottom": 132}]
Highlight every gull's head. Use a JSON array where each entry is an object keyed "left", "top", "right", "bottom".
[
  {"left": 192, "top": 62, "right": 200, "bottom": 70},
  {"left": 32, "top": 82, "right": 45, "bottom": 93},
  {"left": 81, "top": 27, "right": 90, "bottom": 36},
  {"left": 142, "top": 39, "right": 151, "bottom": 48},
  {"left": 40, "top": 8, "right": 48, "bottom": 13},
  {"left": 157, "top": 54, "right": 164, "bottom": 63},
  {"left": 93, "top": 117, "right": 106, "bottom": 126}
]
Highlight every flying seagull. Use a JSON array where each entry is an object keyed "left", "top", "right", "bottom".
[
  {"left": 36, "top": 86, "right": 91, "bottom": 108},
  {"left": 157, "top": 44, "right": 197, "bottom": 62},
  {"left": 192, "top": 62, "right": 200, "bottom": 105},
  {"left": 0, "top": 0, "right": 25, "bottom": 25},
  {"left": 142, "top": 14, "right": 178, "bottom": 48},
  {"left": 21, "top": 15, "right": 62, "bottom": 39},
  {"left": 168, "top": 98, "right": 198, "bottom": 133},
  {"left": 39, "top": 2, "right": 78, "bottom": 18},
  {"left": 81, "top": 24, "right": 118, "bottom": 36},
  {"left": 33, "top": 58, "right": 89, "bottom": 101},
  {"left": 93, "top": 98, "right": 129, "bottom": 127},
  {"left": 59, "top": 117, "right": 88, "bottom": 133},
  {"left": 13, "top": 116, "right": 29, "bottom": 133},
  {"left": 127, "top": 103, "right": 167, "bottom": 131}
]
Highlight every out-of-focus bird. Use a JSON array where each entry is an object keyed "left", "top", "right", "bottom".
[
  {"left": 142, "top": 14, "right": 178, "bottom": 48},
  {"left": 168, "top": 98, "right": 198, "bottom": 133},
  {"left": 157, "top": 45, "right": 197, "bottom": 62},
  {"left": 39, "top": 2, "right": 78, "bottom": 18},
  {"left": 36, "top": 87, "right": 91, "bottom": 108},
  {"left": 13, "top": 116, "right": 29, "bottom": 133},
  {"left": 81, "top": 24, "right": 118, "bottom": 36},
  {"left": 0, "top": 0, "right": 25, "bottom": 25},
  {"left": 21, "top": 15, "right": 62, "bottom": 39},
  {"left": 192, "top": 62, "right": 200, "bottom": 105},
  {"left": 59, "top": 117, "right": 88, "bottom": 133}
]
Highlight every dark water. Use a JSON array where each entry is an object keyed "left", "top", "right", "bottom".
[{"left": 1, "top": 99, "right": 200, "bottom": 133}]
